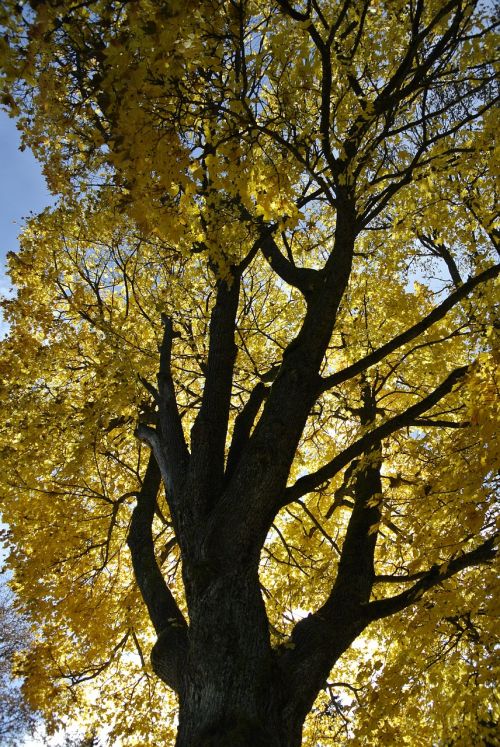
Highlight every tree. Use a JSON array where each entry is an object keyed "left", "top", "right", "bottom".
[{"left": 0, "top": 0, "right": 498, "bottom": 744}]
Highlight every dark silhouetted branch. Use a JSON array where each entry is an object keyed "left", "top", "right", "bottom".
[
  {"left": 364, "top": 535, "right": 498, "bottom": 621},
  {"left": 127, "top": 453, "right": 188, "bottom": 691},
  {"left": 286, "top": 365, "right": 469, "bottom": 503},
  {"left": 319, "top": 264, "right": 498, "bottom": 393}
]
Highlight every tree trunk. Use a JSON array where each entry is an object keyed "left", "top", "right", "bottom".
[{"left": 172, "top": 564, "right": 301, "bottom": 747}]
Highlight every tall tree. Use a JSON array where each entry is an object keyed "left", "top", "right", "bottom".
[{"left": 0, "top": 1, "right": 498, "bottom": 745}]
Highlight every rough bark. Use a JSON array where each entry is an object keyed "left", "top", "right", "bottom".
[{"left": 176, "top": 566, "right": 283, "bottom": 747}]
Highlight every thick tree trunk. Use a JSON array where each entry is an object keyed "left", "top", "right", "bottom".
[{"left": 171, "top": 564, "right": 301, "bottom": 747}]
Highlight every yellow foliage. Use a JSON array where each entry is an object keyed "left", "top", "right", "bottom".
[{"left": 0, "top": 0, "right": 498, "bottom": 744}]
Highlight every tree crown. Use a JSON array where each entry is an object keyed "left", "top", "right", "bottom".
[{"left": 0, "top": 1, "right": 498, "bottom": 744}]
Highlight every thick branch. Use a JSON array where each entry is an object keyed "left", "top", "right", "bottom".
[
  {"left": 275, "top": 0, "right": 311, "bottom": 22},
  {"left": 326, "top": 383, "right": 383, "bottom": 608},
  {"left": 418, "top": 234, "right": 463, "bottom": 287},
  {"left": 311, "top": 23, "right": 338, "bottom": 177},
  {"left": 276, "top": 524, "right": 496, "bottom": 727},
  {"left": 286, "top": 365, "right": 469, "bottom": 503},
  {"left": 237, "top": 205, "right": 320, "bottom": 297},
  {"left": 225, "top": 382, "right": 268, "bottom": 482},
  {"left": 187, "top": 273, "right": 241, "bottom": 510},
  {"left": 364, "top": 535, "right": 498, "bottom": 621},
  {"left": 205, "top": 207, "right": 357, "bottom": 559},
  {"left": 411, "top": 417, "right": 468, "bottom": 428},
  {"left": 136, "top": 424, "right": 172, "bottom": 495},
  {"left": 127, "top": 453, "right": 188, "bottom": 690},
  {"left": 276, "top": 430, "right": 383, "bottom": 721},
  {"left": 157, "top": 315, "right": 189, "bottom": 495},
  {"left": 260, "top": 232, "right": 319, "bottom": 298},
  {"left": 319, "top": 263, "right": 499, "bottom": 393},
  {"left": 278, "top": 0, "right": 339, "bottom": 176}
]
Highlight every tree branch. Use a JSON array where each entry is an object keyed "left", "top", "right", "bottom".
[
  {"left": 275, "top": 404, "right": 384, "bottom": 720},
  {"left": 205, "top": 208, "right": 358, "bottom": 559},
  {"left": 136, "top": 423, "right": 172, "bottom": 495},
  {"left": 319, "top": 263, "right": 499, "bottom": 393},
  {"left": 157, "top": 315, "right": 189, "bottom": 494},
  {"left": 286, "top": 365, "right": 469, "bottom": 504},
  {"left": 127, "top": 452, "right": 188, "bottom": 691},
  {"left": 225, "top": 382, "right": 268, "bottom": 482},
  {"left": 260, "top": 232, "right": 319, "bottom": 298},
  {"left": 275, "top": 0, "right": 311, "bottom": 23},
  {"left": 237, "top": 204, "right": 320, "bottom": 297},
  {"left": 376, "top": 0, "right": 459, "bottom": 110},
  {"left": 411, "top": 417, "right": 469, "bottom": 428},
  {"left": 364, "top": 535, "right": 498, "bottom": 621},
  {"left": 187, "top": 273, "right": 241, "bottom": 511},
  {"left": 324, "top": 382, "right": 383, "bottom": 608},
  {"left": 418, "top": 233, "right": 463, "bottom": 288}
]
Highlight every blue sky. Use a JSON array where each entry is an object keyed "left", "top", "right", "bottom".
[
  {"left": 0, "top": 108, "right": 52, "bottom": 557},
  {"left": 0, "top": 110, "right": 52, "bottom": 330}
]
